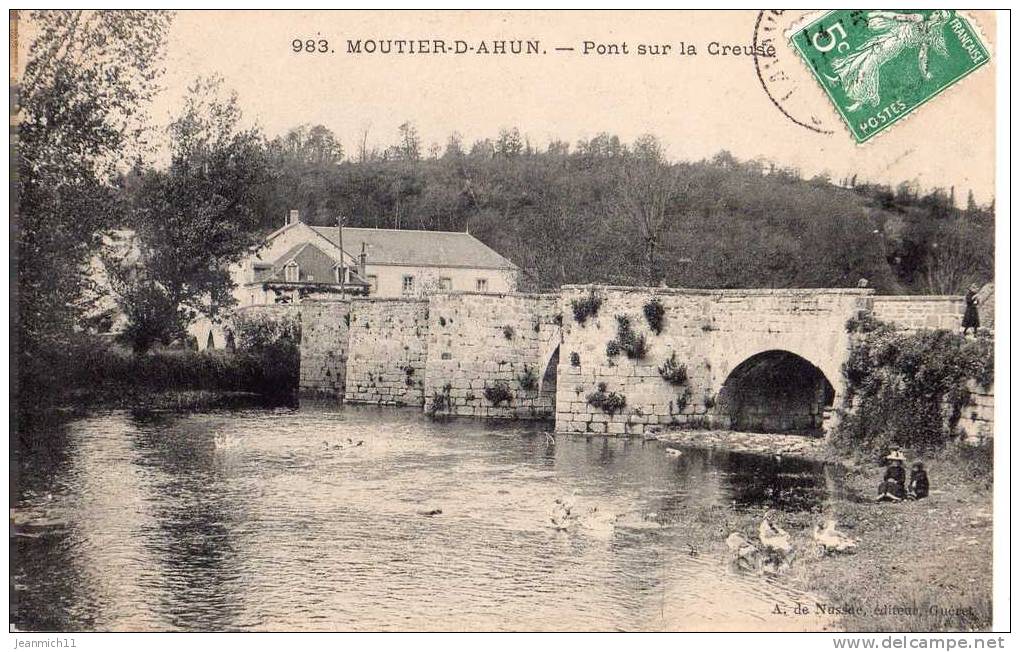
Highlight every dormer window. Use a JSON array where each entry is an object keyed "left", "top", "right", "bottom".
[{"left": 284, "top": 261, "right": 299, "bottom": 282}]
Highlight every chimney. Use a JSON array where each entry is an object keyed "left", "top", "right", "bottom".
[
  {"left": 358, "top": 242, "right": 367, "bottom": 278},
  {"left": 287, "top": 209, "right": 300, "bottom": 225}
]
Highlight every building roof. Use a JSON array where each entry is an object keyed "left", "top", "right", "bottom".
[
  {"left": 255, "top": 241, "right": 368, "bottom": 287},
  {"left": 310, "top": 226, "right": 518, "bottom": 270}
]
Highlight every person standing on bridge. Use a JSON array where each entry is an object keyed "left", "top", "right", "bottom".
[{"left": 962, "top": 284, "right": 981, "bottom": 336}]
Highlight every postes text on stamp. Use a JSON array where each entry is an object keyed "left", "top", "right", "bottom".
[{"left": 790, "top": 10, "right": 989, "bottom": 143}]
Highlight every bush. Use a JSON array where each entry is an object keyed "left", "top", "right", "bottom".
[
  {"left": 833, "top": 325, "right": 995, "bottom": 454},
  {"left": 586, "top": 382, "right": 627, "bottom": 415},
  {"left": 643, "top": 298, "right": 666, "bottom": 335},
  {"left": 517, "top": 364, "right": 538, "bottom": 391},
  {"left": 605, "top": 340, "right": 621, "bottom": 359},
  {"left": 570, "top": 291, "right": 603, "bottom": 326},
  {"left": 657, "top": 352, "right": 688, "bottom": 385},
  {"left": 483, "top": 381, "right": 514, "bottom": 406},
  {"left": 845, "top": 312, "right": 888, "bottom": 334},
  {"left": 427, "top": 383, "right": 452, "bottom": 416},
  {"left": 231, "top": 311, "right": 302, "bottom": 395},
  {"left": 611, "top": 315, "right": 648, "bottom": 359},
  {"left": 502, "top": 324, "right": 515, "bottom": 339}
]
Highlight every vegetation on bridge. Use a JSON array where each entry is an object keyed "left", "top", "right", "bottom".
[{"left": 834, "top": 318, "right": 994, "bottom": 454}]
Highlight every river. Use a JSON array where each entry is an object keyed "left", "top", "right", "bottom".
[{"left": 12, "top": 403, "right": 843, "bottom": 631}]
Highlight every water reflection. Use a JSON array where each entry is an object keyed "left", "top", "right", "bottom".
[{"left": 13, "top": 405, "right": 841, "bottom": 631}]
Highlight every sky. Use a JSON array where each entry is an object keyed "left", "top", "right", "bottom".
[{"left": 20, "top": 10, "right": 998, "bottom": 203}]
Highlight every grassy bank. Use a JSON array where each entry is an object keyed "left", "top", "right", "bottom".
[
  {"left": 669, "top": 435, "right": 994, "bottom": 632},
  {"left": 787, "top": 443, "right": 993, "bottom": 632}
]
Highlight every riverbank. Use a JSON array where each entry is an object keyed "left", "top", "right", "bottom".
[
  {"left": 789, "top": 444, "right": 993, "bottom": 632},
  {"left": 660, "top": 429, "right": 994, "bottom": 632}
]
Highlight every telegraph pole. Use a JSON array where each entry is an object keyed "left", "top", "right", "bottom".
[{"left": 337, "top": 212, "right": 345, "bottom": 295}]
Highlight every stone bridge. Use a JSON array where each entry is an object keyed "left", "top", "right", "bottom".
[{"left": 294, "top": 285, "right": 968, "bottom": 436}]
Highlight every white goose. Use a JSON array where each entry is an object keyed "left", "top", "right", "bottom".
[
  {"left": 813, "top": 519, "right": 858, "bottom": 553},
  {"left": 758, "top": 510, "right": 793, "bottom": 554}
]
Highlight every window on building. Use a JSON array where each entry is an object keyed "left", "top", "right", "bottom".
[
  {"left": 439, "top": 277, "right": 453, "bottom": 291},
  {"left": 367, "top": 275, "right": 378, "bottom": 294},
  {"left": 334, "top": 265, "right": 344, "bottom": 284},
  {"left": 476, "top": 277, "right": 489, "bottom": 292},
  {"left": 402, "top": 275, "right": 415, "bottom": 295},
  {"left": 284, "top": 262, "right": 299, "bottom": 282}
]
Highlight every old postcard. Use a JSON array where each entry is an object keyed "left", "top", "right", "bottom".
[{"left": 9, "top": 8, "right": 1005, "bottom": 640}]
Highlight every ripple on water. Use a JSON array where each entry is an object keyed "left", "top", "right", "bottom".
[{"left": 13, "top": 405, "right": 838, "bottom": 631}]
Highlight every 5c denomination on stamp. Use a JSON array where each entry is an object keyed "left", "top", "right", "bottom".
[{"left": 790, "top": 10, "right": 989, "bottom": 143}]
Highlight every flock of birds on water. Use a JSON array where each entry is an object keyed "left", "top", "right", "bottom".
[{"left": 205, "top": 431, "right": 860, "bottom": 575}]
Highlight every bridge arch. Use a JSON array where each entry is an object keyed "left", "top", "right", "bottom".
[
  {"left": 715, "top": 349, "right": 836, "bottom": 433},
  {"left": 536, "top": 327, "right": 562, "bottom": 398}
]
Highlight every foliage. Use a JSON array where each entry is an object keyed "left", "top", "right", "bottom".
[
  {"left": 834, "top": 325, "right": 995, "bottom": 454},
  {"left": 605, "top": 340, "right": 621, "bottom": 359},
  {"left": 427, "top": 383, "right": 452, "bottom": 416},
  {"left": 610, "top": 315, "right": 648, "bottom": 360},
  {"left": 570, "top": 291, "right": 604, "bottom": 326},
  {"left": 657, "top": 352, "right": 688, "bottom": 386},
  {"left": 483, "top": 381, "right": 513, "bottom": 407},
  {"left": 569, "top": 351, "right": 581, "bottom": 367},
  {"left": 231, "top": 311, "right": 301, "bottom": 350},
  {"left": 32, "top": 336, "right": 300, "bottom": 401},
  {"left": 517, "top": 364, "right": 538, "bottom": 392},
  {"left": 229, "top": 311, "right": 302, "bottom": 395},
  {"left": 675, "top": 388, "right": 692, "bottom": 413},
  {"left": 643, "top": 298, "right": 666, "bottom": 335},
  {"left": 610, "top": 136, "right": 689, "bottom": 286},
  {"left": 15, "top": 10, "right": 173, "bottom": 400},
  {"left": 845, "top": 312, "right": 889, "bottom": 334},
  {"left": 113, "top": 76, "right": 272, "bottom": 353},
  {"left": 502, "top": 324, "right": 515, "bottom": 340},
  {"left": 586, "top": 382, "right": 627, "bottom": 416}
]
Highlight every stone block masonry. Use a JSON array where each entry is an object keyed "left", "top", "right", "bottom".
[
  {"left": 345, "top": 298, "right": 429, "bottom": 406},
  {"left": 298, "top": 300, "right": 350, "bottom": 395},
  {"left": 556, "top": 286, "right": 871, "bottom": 436},
  {"left": 871, "top": 295, "right": 964, "bottom": 331},
  {"left": 293, "top": 285, "right": 992, "bottom": 441},
  {"left": 423, "top": 292, "right": 561, "bottom": 418}
]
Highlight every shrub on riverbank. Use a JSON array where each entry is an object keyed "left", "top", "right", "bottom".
[
  {"left": 833, "top": 323, "right": 994, "bottom": 454},
  {"left": 20, "top": 312, "right": 302, "bottom": 412}
]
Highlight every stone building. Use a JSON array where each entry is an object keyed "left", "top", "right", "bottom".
[{"left": 193, "top": 209, "right": 518, "bottom": 348}]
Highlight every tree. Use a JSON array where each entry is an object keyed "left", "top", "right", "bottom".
[
  {"left": 611, "top": 135, "right": 688, "bottom": 286},
  {"left": 115, "top": 76, "right": 272, "bottom": 354},
  {"left": 14, "top": 10, "right": 173, "bottom": 393},
  {"left": 397, "top": 121, "right": 421, "bottom": 161}
]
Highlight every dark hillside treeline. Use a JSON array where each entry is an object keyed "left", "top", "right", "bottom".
[{"left": 258, "top": 127, "right": 994, "bottom": 294}]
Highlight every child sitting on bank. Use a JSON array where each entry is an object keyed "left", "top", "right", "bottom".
[
  {"left": 908, "top": 461, "right": 930, "bottom": 499},
  {"left": 877, "top": 450, "right": 907, "bottom": 501}
]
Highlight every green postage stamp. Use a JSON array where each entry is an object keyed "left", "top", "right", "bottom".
[{"left": 790, "top": 10, "right": 990, "bottom": 143}]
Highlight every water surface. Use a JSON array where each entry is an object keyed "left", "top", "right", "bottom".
[{"left": 12, "top": 404, "right": 842, "bottom": 631}]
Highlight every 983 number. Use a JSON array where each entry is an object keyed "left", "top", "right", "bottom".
[{"left": 292, "top": 37, "right": 331, "bottom": 54}]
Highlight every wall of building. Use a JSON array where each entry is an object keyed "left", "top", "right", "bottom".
[
  {"left": 555, "top": 286, "right": 871, "bottom": 435},
  {"left": 345, "top": 298, "right": 429, "bottom": 406},
  {"left": 298, "top": 300, "right": 350, "bottom": 395},
  {"left": 422, "top": 292, "right": 561, "bottom": 418},
  {"left": 365, "top": 264, "right": 516, "bottom": 298},
  {"left": 870, "top": 295, "right": 964, "bottom": 331}
]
